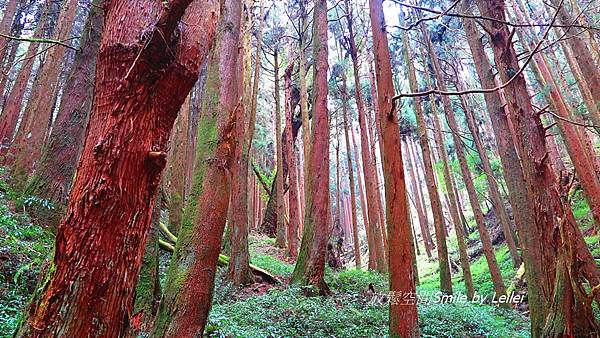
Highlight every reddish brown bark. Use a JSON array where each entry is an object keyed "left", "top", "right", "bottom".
[
  {"left": 284, "top": 61, "right": 299, "bottom": 259},
  {"left": 511, "top": 1, "right": 600, "bottom": 232},
  {"left": 463, "top": 7, "right": 549, "bottom": 329},
  {"left": 368, "top": 66, "right": 388, "bottom": 254},
  {"left": 0, "top": 3, "right": 48, "bottom": 154},
  {"left": 166, "top": 96, "right": 191, "bottom": 234},
  {"left": 0, "top": 0, "right": 20, "bottom": 57},
  {"left": 369, "top": 0, "right": 418, "bottom": 335},
  {"left": 404, "top": 137, "right": 432, "bottom": 258},
  {"left": 402, "top": 24, "right": 452, "bottom": 294},
  {"left": 247, "top": 0, "right": 264, "bottom": 153},
  {"left": 428, "top": 100, "right": 475, "bottom": 299},
  {"left": 476, "top": 0, "right": 599, "bottom": 335},
  {"left": 367, "top": 107, "right": 388, "bottom": 256},
  {"left": 341, "top": 73, "right": 362, "bottom": 268},
  {"left": 343, "top": 0, "right": 385, "bottom": 272},
  {"left": 290, "top": 0, "right": 330, "bottom": 294},
  {"left": 258, "top": 100, "right": 303, "bottom": 237},
  {"left": 530, "top": 41, "right": 600, "bottom": 232},
  {"left": 24, "top": 0, "right": 103, "bottom": 226},
  {"left": 458, "top": 88, "right": 521, "bottom": 268},
  {"left": 128, "top": 192, "right": 162, "bottom": 337},
  {"left": 274, "top": 48, "right": 287, "bottom": 248},
  {"left": 408, "top": 139, "right": 435, "bottom": 251},
  {"left": 424, "top": 29, "right": 507, "bottom": 298},
  {"left": 11, "top": 0, "right": 79, "bottom": 185},
  {"left": 297, "top": 0, "right": 311, "bottom": 182},
  {"left": 229, "top": 4, "right": 254, "bottom": 286},
  {"left": 0, "top": 0, "right": 21, "bottom": 98},
  {"left": 0, "top": 34, "right": 20, "bottom": 103},
  {"left": 153, "top": 0, "right": 240, "bottom": 335},
  {"left": 352, "top": 123, "right": 376, "bottom": 269},
  {"left": 549, "top": 0, "right": 600, "bottom": 122},
  {"left": 16, "top": 0, "right": 219, "bottom": 335}
]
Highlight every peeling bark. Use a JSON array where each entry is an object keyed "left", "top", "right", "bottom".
[{"left": 16, "top": 0, "right": 219, "bottom": 335}]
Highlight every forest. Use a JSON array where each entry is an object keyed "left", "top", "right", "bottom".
[{"left": 0, "top": 0, "right": 599, "bottom": 336}]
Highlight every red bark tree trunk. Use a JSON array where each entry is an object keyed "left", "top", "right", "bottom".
[
  {"left": 352, "top": 123, "right": 376, "bottom": 269},
  {"left": 153, "top": 0, "right": 240, "bottom": 335},
  {"left": 341, "top": 73, "right": 362, "bottom": 268},
  {"left": 476, "top": 0, "right": 599, "bottom": 335},
  {"left": 0, "top": 3, "right": 48, "bottom": 155},
  {"left": 290, "top": 0, "right": 330, "bottom": 294},
  {"left": 284, "top": 61, "right": 300, "bottom": 259},
  {"left": 24, "top": 0, "right": 103, "bottom": 226},
  {"left": 369, "top": 0, "right": 418, "bottom": 335},
  {"left": 274, "top": 48, "right": 286, "bottom": 249},
  {"left": 404, "top": 136, "right": 432, "bottom": 258},
  {"left": 402, "top": 22, "right": 452, "bottom": 294},
  {"left": 11, "top": 0, "right": 79, "bottom": 186},
  {"left": 423, "top": 28, "right": 507, "bottom": 298},
  {"left": 166, "top": 96, "right": 191, "bottom": 234},
  {"left": 16, "top": 0, "right": 219, "bottom": 335}
]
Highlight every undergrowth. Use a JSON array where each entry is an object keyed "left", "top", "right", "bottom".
[{"left": 0, "top": 176, "right": 53, "bottom": 336}]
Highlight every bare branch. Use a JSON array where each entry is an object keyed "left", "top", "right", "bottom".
[{"left": 0, "top": 33, "right": 78, "bottom": 50}]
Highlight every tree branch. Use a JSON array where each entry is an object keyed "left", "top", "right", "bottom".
[
  {"left": 0, "top": 33, "right": 78, "bottom": 50},
  {"left": 392, "top": 0, "right": 563, "bottom": 100}
]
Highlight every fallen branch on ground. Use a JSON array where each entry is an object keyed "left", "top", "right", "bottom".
[{"left": 158, "top": 232, "right": 279, "bottom": 284}]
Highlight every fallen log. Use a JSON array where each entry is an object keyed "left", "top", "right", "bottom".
[{"left": 158, "top": 235, "right": 279, "bottom": 284}]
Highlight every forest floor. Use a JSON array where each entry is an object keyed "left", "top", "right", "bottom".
[{"left": 2, "top": 169, "right": 600, "bottom": 337}]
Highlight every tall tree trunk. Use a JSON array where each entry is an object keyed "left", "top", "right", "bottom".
[
  {"left": 24, "top": 0, "right": 103, "bottom": 227},
  {"left": 274, "top": 49, "right": 286, "bottom": 248},
  {"left": 0, "top": 0, "right": 22, "bottom": 99},
  {"left": 458, "top": 87, "right": 521, "bottom": 267},
  {"left": 166, "top": 96, "right": 191, "bottom": 234},
  {"left": 424, "top": 28, "right": 507, "bottom": 298},
  {"left": 11, "top": 0, "right": 79, "bottom": 187},
  {"left": 526, "top": 46, "right": 600, "bottom": 232},
  {"left": 405, "top": 136, "right": 432, "bottom": 258},
  {"left": 343, "top": 0, "right": 386, "bottom": 272},
  {"left": 368, "top": 66, "right": 388, "bottom": 254},
  {"left": 298, "top": 0, "right": 311, "bottom": 184},
  {"left": 427, "top": 95, "right": 475, "bottom": 299},
  {"left": 0, "top": 3, "right": 49, "bottom": 155},
  {"left": 369, "top": 0, "right": 418, "bottom": 335},
  {"left": 129, "top": 193, "right": 162, "bottom": 337},
  {"left": 476, "top": 0, "right": 599, "bottom": 335},
  {"left": 409, "top": 138, "right": 435, "bottom": 251},
  {"left": 284, "top": 61, "right": 300, "bottom": 259},
  {"left": 290, "top": 0, "right": 330, "bottom": 294},
  {"left": 246, "top": 0, "right": 264, "bottom": 154},
  {"left": 535, "top": 52, "right": 600, "bottom": 231},
  {"left": 367, "top": 106, "right": 388, "bottom": 256},
  {"left": 0, "top": 0, "right": 19, "bottom": 61},
  {"left": 16, "top": 0, "right": 219, "bottom": 335},
  {"left": 153, "top": 1, "right": 240, "bottom": 335},
  {"left": 352, "top": 122, "right": 376, "bottom": 269},
  {"left": 548, "top": 0, "right": 600, "bottom": 126},
  {"left": 512, "top": 0, "right": 600, "bottom": 231},
  {"left": 258, "top": 99, "right": 303, "bottom": 236},
  {"left": 401, "top": 20, "right": 452, "bottom": 294},
  {"left": 342, "top": 73, "right": 362, "bottom": 268},
  {"left": 229, "top": 16, "right": 253, "bottom": 285}
]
